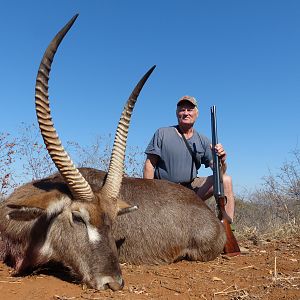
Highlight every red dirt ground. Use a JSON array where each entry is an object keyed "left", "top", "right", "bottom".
[{"left": 0, "top": 237, "right": 299, "bottom": 300}]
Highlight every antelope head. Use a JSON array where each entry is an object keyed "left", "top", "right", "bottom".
[{"left": 31, "top": 14, "right": 155, "bottom": 290}]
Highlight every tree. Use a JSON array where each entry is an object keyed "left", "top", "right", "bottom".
[
  {"left": 241, "top": 148, "right": 300, "bottom": 236},
  {"left": 15, "top": 123, "right": 144, "bottom": 185},
  {"left": 16, "top": 123, "right": 56, "bottom": 182},
  {"left": 260, "top": 148, "right": 299, "bottom": 227},
  {"left": 0, "top": 132, "right": 16, "bottom": 199},
  {"left": 67, "top": 136, "right": 144, "bottom": 178}
]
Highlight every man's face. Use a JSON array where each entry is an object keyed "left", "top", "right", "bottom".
[{"left": 176, "top": 101, "right": 199, "bottom": 126}]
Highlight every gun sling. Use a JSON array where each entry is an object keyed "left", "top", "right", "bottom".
[{"left": 177, "top": 126, "right": 201, "bottom": 183}]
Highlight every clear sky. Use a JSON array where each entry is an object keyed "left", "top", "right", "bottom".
[{"left": 0, "top": 1, "right": 299, "bottom": 194}]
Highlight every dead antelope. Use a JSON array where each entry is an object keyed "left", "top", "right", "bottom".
[
  {"left": 0, "top": 14, "right": 226, "bottom": 292},
  {"left": 0, "top": 14, "right": 155, "bottom": 291}
]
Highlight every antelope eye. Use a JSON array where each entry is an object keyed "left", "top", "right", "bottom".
[{"left": 72, "top": 211, "right": 85, "bottom": 224}]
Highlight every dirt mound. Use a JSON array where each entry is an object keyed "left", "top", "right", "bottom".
[{"left": 0, "top": 237, "right": 299, "bottom": 300}]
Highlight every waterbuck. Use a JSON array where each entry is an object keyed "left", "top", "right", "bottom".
[
  {"left": 0, "top": 14, "right": 154, "bottom": 291},
  {"left": 0, "top": 14, "right": 226, "bottom": 291}
]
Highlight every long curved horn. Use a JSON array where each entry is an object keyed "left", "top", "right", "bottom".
[
  {"left": 35, "top": 14, "right": 94, "bottom": 202},
  {"left": 102, "top": 65, "right": 156, "bottom": 198}
]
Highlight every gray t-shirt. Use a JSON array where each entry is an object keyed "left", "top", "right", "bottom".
[{"left": 145, "top": 126, "right": 212, "bottom": 183}]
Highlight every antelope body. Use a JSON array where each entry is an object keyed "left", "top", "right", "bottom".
[
  {"left": 0, "top": 169, "right": 226, "bottom": 271},
  {"left": 0, "top": 14, "right": 226, "bottom": 291}
]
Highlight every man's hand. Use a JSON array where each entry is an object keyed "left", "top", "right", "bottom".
[
  {"left": 210, "top": 143, "right": 227, "bottom": 173},
  {"left": 215, "top": 143, "right": 227, "bottom": 164}
]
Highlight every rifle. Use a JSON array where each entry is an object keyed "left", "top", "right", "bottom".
[{"left": 210, "top": 105, "right": 240, "bottom": 256}]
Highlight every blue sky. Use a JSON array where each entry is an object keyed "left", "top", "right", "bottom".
[{"left": 0, "top": 1, "right": 299, "bottom": 193}]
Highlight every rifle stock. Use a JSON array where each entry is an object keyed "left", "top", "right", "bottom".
[{"left": 211, "top": 106, "right": 240, "bottom": 256}]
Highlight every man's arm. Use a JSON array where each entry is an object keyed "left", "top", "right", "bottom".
[{"left": 143, "top": 154, "right": 159, "bottom": 179}]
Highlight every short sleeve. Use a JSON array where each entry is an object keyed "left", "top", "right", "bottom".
[
  {"left": 145, "top": 129, "right": 162, "bottom": 157},
  {"left": 201, "top": 136, "right": 212, "bottom": 168}
]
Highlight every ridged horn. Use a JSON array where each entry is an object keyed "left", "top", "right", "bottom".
[
  {"left": 35, "top": 14, "right": 94, "bottom": 202},
  {"left": 102, "top": 65, "right": 156, "bottom": 198}
]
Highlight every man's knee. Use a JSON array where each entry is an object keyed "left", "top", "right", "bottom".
[{"left": 193, "top": 176, "right": 213, "bottom": 201}]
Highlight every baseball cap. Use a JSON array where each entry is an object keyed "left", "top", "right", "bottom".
[{"left": 177, "top": 95, "right": 198, "bottom": 107}]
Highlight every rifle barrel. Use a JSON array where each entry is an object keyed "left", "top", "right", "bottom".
[
  {"left": 210, "top": 105, "right": 240, "bottom": 256},
  {"left": 210, "top": 106, "right": 223, "bottom": 197}
]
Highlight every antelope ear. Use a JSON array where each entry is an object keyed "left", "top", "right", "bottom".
[
  {"left": 116, "top": 199, "right": 138, "bottom": 216},
  {"left": 6, "top": 205, "right": 45, "bottom": 221}
]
